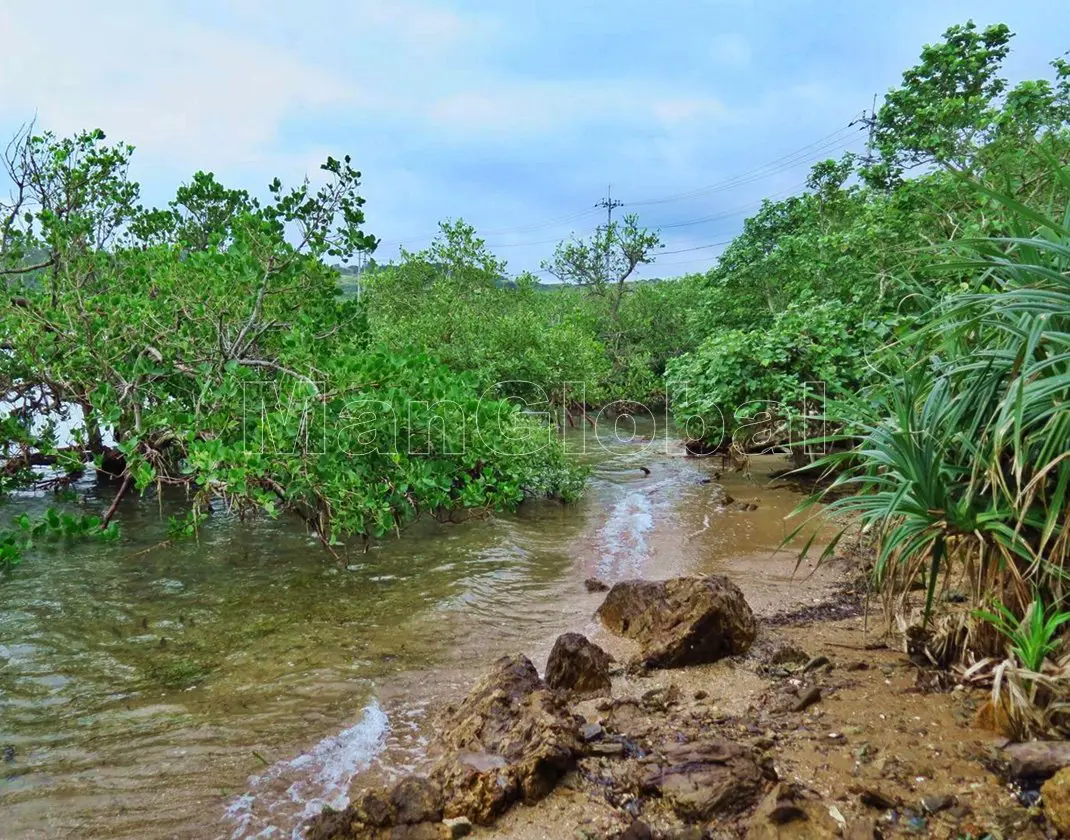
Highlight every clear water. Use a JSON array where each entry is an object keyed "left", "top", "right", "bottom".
[{"left": 0, "top": 421, "right": 812, "bottom": 838}]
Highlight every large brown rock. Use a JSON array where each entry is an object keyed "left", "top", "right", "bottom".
[
  {"left": 391, "top": 776, "right": 443, "bottom": 824},
  {"left": 1043, "top": 767, "right": 1070, "bottom": 836},
  {"left": 431, "top": 654, "right": 581, "bottom": 824},
  {"left": 641, "top": 739, "right": 764, "bottom": 821},
  {"left": 544, "top": 632, "right": 613, "bottom": 695},
  {"left": 1003, "top": 740, "right": 1070, "bottom": 780},
  {"left": 306, "top": 789, "right": 450, "bottom": 840},
  {"left": 306, "top": 656, "right": 581, "bottom": 839},
  {"left": 597, "top": 575, "right": 757, "bottom": 668}
]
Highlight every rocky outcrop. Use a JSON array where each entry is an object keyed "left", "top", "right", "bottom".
[
  {"left": 307, "top": 778, "right": 449, "bottom": 839},
  {"left": 641, "top": 739, "right": 765, "bottom": 821},
  {"left": 597, "top": 575, "right": 757, "bottom": 668},
  {"left": 544, "top": 632, "right": 613, "bottom": 695},
  {"left": 306, "top": 655, "right": 581, "bottom": 839},
  {"left": 1043, "top": 768, "right": 1070, "bottom": 836},
  {"left": 432, "top": 654, "right": 581, "bottom": 823}
]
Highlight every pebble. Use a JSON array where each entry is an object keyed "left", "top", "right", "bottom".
[
  {"left": 618, "top": 822, "right": 653, "bottom": 840},
  {"left": 580, "top": 722, "right": 604, "bottom": 742},
  {"left": 792, "top": 686, "right": 822, "bottom": 712},
  {"left": 443, "top": 816, "right": 473, "bottom": 838},
  {"left": 920, "top": 794, "right": 955, "bottom": 814},
  {"left": 859, "top": 787, "right": 898, "bottom": 810},
  {"left": 803, "top": 655, "right": 831, "bottom": 672},
  {"left": 588, "top": 741, "right": 625, "bottom": 758}
]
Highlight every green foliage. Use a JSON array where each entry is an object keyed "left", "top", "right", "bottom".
[
  {"left": 796, "top": 150, "right": 1070, "bottom": 623},
  {"left": 670, "top": 23, "right": 1070, "bottom": 459},
  {"left": 1, "top": 128, "right": 583, "bottom": 559},
  {"left": 867, "top": 20, "right": 1070, "bottom": 185},
  {"left": 542, "top": 213, "right": 662, "bottom": 322},
  {"left": 365, "top": 220, "right": 690, "bottom": 408},
  {"left": 667, "top": 301, "right": 878, "bottom": 448},
  {"left": 0, "top": 507, "right": 120, "bottom": 572},
  {"left": 976, "top": 598, "right": 1070, "bottom": 672}
]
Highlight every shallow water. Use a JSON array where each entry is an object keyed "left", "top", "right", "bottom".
[{"left": 0, "top": 421, "right": 816, "bottom": 838}]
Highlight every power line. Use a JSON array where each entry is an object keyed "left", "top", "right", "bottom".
[
  {"left": 377, "top": 206, "right": 601, "bottom": 249},
  {"left": 374, "top": 121, "right": 865, "bottom": 252},
  {"left": 626, "top": 121, "right": 863, "bottom": 207},
  {"left": 657, "top": 238, "right": 735, "bottom": 256}
]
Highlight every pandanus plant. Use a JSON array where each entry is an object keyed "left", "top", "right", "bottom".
[{"left": 792, "top": 144, "right": 1070, "bottom": 627}]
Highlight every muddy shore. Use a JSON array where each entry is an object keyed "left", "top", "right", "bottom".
[{"left": 307, "top": 547, "right": 1055, "bottom": 840}]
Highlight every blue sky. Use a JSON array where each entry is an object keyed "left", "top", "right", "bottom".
[{"left": 1, "top": 1, "right": 1067, "bottom": 277}]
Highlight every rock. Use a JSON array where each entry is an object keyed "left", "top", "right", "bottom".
[
  {"left": 596, "top": 575, "right": 757, "bottom": 668},
  {"left": 920, "top": 794, "right": 955, "bottom": 814},
  {"left": 432, "top": 655, "right": 581, "bottom": 825},
  {"left": 619, "top": 822, "right": 653, "bottom": 840},
  {"left": 1044, "top": 768, "right": 1070, "bottom": 835},
  {"left": 745, "top": 783, "right": 841, "bottom": 839},
  {"left": 579, "top": 722, "right": 604, "bottom": 742},
  {"left": 392, "top": 777, "right": 443, "bottom": 825},
  {"left": 1003, "top": 740, "right": 1070, "bottom": 781},
  {"left": 858, "top": 787, "right": 898, "bottom": 810},
  {"left": 584, "top": 577, "right": 610, "bottom": 593},
  {"left": 390, "top": 825, "right": 451, "bottom": 840},
  {"left": 303, "top": 808, "right": 356, "bottom": 840},
  {"left": 792, "top": 687, "right": 822, "bottom": 712},
  {"left": 443, "top": 816, "right": 473, "bottom": 838},
  {"left": 354, "top": 787, "right": 396, "bottom": 827},
  {"left": 587, "top": 741, "right": 625, "bottom": 758},
  {"left": 803, "top": 655, "right": 831, "bottom": 672},
  {"left": 642, "top": 739, "right": 764, "bottom": 821},
  {"left": 545, "top": 633, "right": 613, "bottom": 695}
]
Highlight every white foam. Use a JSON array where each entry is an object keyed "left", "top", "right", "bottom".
[
  {"left": 595, "top": 490, "right": 655, "bottom": 579},
  {"left": 225, "top": 700, "right": 390, "bottom": 839}
]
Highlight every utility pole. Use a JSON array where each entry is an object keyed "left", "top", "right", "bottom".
[
  {"left": 595, "top": 184, "right": 624, "bottom": 230},
  {"left": 354, "top": 251, "right": 366, "bottom": 302},
  {"left": 852, "top": 93, "right": 879, "bottom": 165},
  {"left": 595, "top": 185, "right": 624, "bottom": 283}
]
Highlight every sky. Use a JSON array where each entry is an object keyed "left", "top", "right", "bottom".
[{"left": 1, "top": 1, "right": 1067, "bottom": 278}]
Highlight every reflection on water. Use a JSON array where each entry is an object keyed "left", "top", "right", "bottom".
[{"left": 0, "top": 420, "right": 816, "bottom": 838}]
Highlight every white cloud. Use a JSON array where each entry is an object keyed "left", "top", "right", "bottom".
[{"left": 0, "top": 3, "right": 359, "bottom": 171}]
